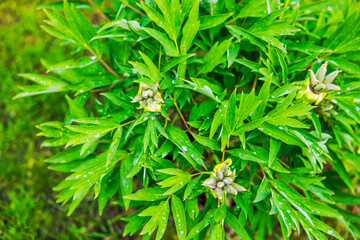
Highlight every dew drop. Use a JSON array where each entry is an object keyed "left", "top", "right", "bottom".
[{"left": 182, "top": 146, "right": 188, "bottom": 152}]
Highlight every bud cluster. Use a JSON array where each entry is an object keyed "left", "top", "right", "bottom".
[
  {"left": 202, "top": 159, "right": 246, "bottom": 201},
  {"left": 132, "top": 82, "right": 164, "bottom": 112},
  {"left": 297, "top": 62, "right": 341, "bottom": 105}
]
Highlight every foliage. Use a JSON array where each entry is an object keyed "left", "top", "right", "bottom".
[{"left": 16, "top": 0, "right": 360, "bottom": 239}]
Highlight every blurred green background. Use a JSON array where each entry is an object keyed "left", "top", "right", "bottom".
[{"left": 0, "top": 1, "right": 123, "bottom": 239}]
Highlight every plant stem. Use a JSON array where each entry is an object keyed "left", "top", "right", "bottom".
[
  {"left": 175, "top": 39, "right": 180, "bottom": 56},
  {"left": 305, "top": 51, "right": 334, "bottom": 69},
  {"left": 170, "top": 95, "right": 190, "bottom": 132},
  {"left": 252, "top": 58, "right": 262, "bottom": 89},
  {"left": 87, "top": 0, "right": 110, "bottom": 21},
  {"left": 158, "top": 51, "right": 162, "bottom": 71},
  {"left": 121, "top": 120, "right": 135, "bottom": 127},
  {"left": 88, "top": 48, "right": 121, "bottom": 79},
  {"left": 121, "top": 0, "right": 145, "bottom": 16}
]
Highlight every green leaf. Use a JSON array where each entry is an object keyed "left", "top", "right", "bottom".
[
  {"left": 138, "top": 200, "right": 170, "bottom": 238},
  {"left": 138, "top": 50, "right": 161, "bottom": 81},
  {"left": 311, "top": 217, "right": 344, "bottom": 240},
  {"left": 253, "top": 177, "right": 270, "bottom": 203},
  {"left": 225, "top": 212, "right": 251, "bottom": 240},
  {"left": 199, "top": 13, "right": 233, "bottom": 30},
  {"left": 328, "top": 151, "right": 354, "bottom": 190},
  {"left": 183, "top": 176, "right": 201, "bottom": 200},
  {"left": 65, "top": 95, "right": 88, "bottom": 119},
  {"left": 198, "top": 38, "right": 232, "bottom": 75},
  {"left": 162, "top": 54, "right": 196, "bottom": 72},
  {"left": 225, "top": 89, "right": 237, "bottom": 133},
  {"left": 191, "top": 133, "right": 220, "bottom": 151},
  {"left": 209, "top": 223, "right": 224, "bottom": 240},
  {"left": 123, "top": 186, "right": 168, "bottom": 201},
  {"left": 14, "top": 74, "right": 69, "bottom": 99},
  {"left": 179, "top": 78, "right": 221, "bottom": 103},
  {"left": 127, "top": 150, "right": 147, "bottom": 178},
  {"left": 180, "top": 0, "right": 199, "bottom": 54},
  {"left": 259, "top": 122, "right": 305, "bottom": 147},
  {"left": 106, "top": 127, "right": 123, "bottom": 167},
  {"left": 46, "top": 56, "right": 98, "bottom": 72},
  {"left": 227, "top": 41, "right": 240, "bottom": 68},
  {"left": 171, "top": 195, "right": 187, "bottom": 240},
  {"left": 288, "top": 51, "right": 321, "bottom": 73},
  {"left": 309, "top": 110, "right": 322, "bottom": 138},
  {"left": 120, "top": 156, "right": 133, "bottom": 210},
  {"left": 269, "top": 138, "right": 281, "bottom": 168},
  {"left": 157, "top": 174, "right": 192, "bottom": 195},
  {"left": 38, "top": 1, "right": 92, "bottom": 10},
  {"left": 186, "top": 209, "right": 216, "bottom": 239},
  {"left": 142, "top": 27, "right": 179, "bottom": 57},
  {"left": 226, "top": 25, "right": 267, "bottom": 53},
  {"left": 166, "top": 125, "right": 207, "bottom": 169}
]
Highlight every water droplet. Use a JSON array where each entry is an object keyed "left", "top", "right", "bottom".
[
  {"left": 180, "top": 231, "right": 184, "bottom": 235},
  {"left": 182, "top": 146, "right": 188, "bottom": 152},
  {"left": 224, "top": 104, "right": 227, "bottom": 107},
  {"left": 279, "top": 126, "right": 284, "bottom": 130},
  {"left": 327, "top": 230, "right": 333, "bottom": 234},
  {"left": 191, "top": 154, "right": 194, "bottom": 157}
]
